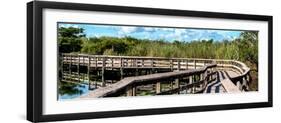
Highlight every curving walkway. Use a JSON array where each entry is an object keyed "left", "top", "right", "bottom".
[{"left": 204, "top": 70, "right": 239, "bottom": 93}]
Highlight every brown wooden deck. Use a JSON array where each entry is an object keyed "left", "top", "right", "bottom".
[{"left": 60, "top": 53, "right": 251, "bottom": 98}]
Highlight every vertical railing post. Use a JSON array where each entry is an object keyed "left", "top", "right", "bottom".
[
  {"left": 205, "top": 70, "right": 208, "bottom": 87},
  {"left": 132, "top": 86, "right": 136, "bottom": 96},
  {"left": 186, "top": 59, "right": 188, "bottom": 70},
  {"left": 111, "top": 57, "right": 114, "bottom": 69},
  {"left": 87, "top": 56, "right": 91, "bottom": 90},
  {"left": 177, "top": 60, "right": 180, "bottom": 71},
  {"left": 185, "top": 77, "right": 188, "bottom": 94},
  {"left": 194, "top": 60, "right": 197, "bottom": 69},
  {"left": 210, "top": 68, "right": 213, "bottom": 80},
  {"left": 126, "top": 85, "right": 132, "bottom": 96},
  {"left": 120, "top": 57, "right": 124, "bottom": 79},
  {"left": 83, "top": 56, "right": 85, "bottom": 82},
  {"left": 135, "top": 58, "right": 139, "bottom": 76},
  {"left": 156, "top": 82, "right": 161, "bottom": 94},
  {"left": 126, "top": 85, "right": 136, "bottom": 96},
  {"left": 60, "top": 54, "right": 64, "bottom": 81},
  {"left": 151, "top": 59, "right": 155, "bottom": 74},
  {"left": 69, "top": 54, "right": 72, "bottom": 81},
  {"left": 101, "top": 57, "right": 106, "bottom": 87},
  {"left": 77, "top": 54, "right": 80, "bottom": 83},
  {"left": 193, "top": 75, "right": 196, "bottom": 93},
  {"left": 175, "top": 78, "right": 180, "bottom": 94},
  {"left": 201, "top": 71, "right": 206, "bottom": 89},
  {"left": 95, "top": 57, "right": 97, "bottom": 68},
  {"left": 246, "top": 73, "right": 251, "bottom": 90},
  {"left": 170, "top": 59, "right": 173, "bottom": 71},
  {"left": 151, "top": 59, "right": 154, "bottom": 68},
  {"left": 189, "top": 75, "right": 193, "bottom": 93},
  {"left": 175, "top": 60, "right": 180, "bottom": 94}
]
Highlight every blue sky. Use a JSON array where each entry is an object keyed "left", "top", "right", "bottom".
[{"left": 59, "top": 23, "right": 242, "bottom": 42}]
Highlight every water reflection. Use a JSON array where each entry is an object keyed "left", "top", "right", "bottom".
[{"left": 58, "top": 81, "right": 89, "bottom": 100}]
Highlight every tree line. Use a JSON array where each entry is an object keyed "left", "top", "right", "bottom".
[
  {"left": 58, "top": 27, "right": 258, "bottom": 70},
  {"left": 58, "top": 26, "right": 258, "bottom": 91}
]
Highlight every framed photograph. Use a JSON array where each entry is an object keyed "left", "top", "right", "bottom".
[{"left": 27, "top": 1, "right": 273, "bottom": 122}]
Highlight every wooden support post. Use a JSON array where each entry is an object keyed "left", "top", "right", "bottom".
[
  {"left": 78, "top": 55, "right": 81, "bottom": 82},
  {"left": 60, "top": 54, "right": 64, "bottom": 81},
  {"left": 189, "top": 75, "right": 193, "bottom": 93},
  {"left": 193, "top": 75, "right": 196, "bottom": 93},
  {"left": 126, "top": 86, "right": 132, "bottom": 96},
  {"left": 246, "top": 74, "right": 250, "bottom": 90},
  {"left": 135, "top": 58, "right": 138, "bottom": 67},
  {"left": 135, "top": 59, "right": 139, "bottom": 76},
  {"left": 200, "top": 72, "right": 205, "bottom": 89},
  {"left": 69, "top": 55, "right": 72, "bottom": 81},
  {"left": 95, "top": 57, "right": 97, "bottom": 68},
  {"left": 170, "top": 59, "right": 173, "bottom": 71},
  {"left": 185, "top": 77, "right": 188, "bottom": 94},
  {"left": 151, "top": 59, "right": 154, "bottom": 68},
  {"left": 246, "top": 73, "right": 250, "bottom": 82},
  {"left": 87, "top": 56, "right": 91, "bottom": 90},
  {"left": 242, "top": 77, "right": 248, "bottom": 91},
  {"left": 156, "top": 82, "right": 161, "bottom": 94},
  {"left": 151, "top": 59, "right": 155, "bottom": 74},
  {"left": 170, "top": 80, "right": 174, "bottom": 90},
  {"left": 101, "top": 57, "right": 106, "bottom": 87},
  {"left": 200, "top": 73, "right": 204, "bottom": 81},
  {"left": 132, "top": 86, "right": 136, "bottom": 96},
  {"left": 120, "top": 58, "right": 124, "bottom": 79},
  {"left": 175, "top": 78, "right": 180, "bottom": 94},
  {"left": 111, "top": 58, "right": 114, "bottom": 69},
  {"left": 126, "top": 85, "right": 136, "bottom": 96},
  {"left": 135, "top": 69, "right": 139, "bottom": 76},
  {"left": 210, "top": 68, "right": 213, "bottom": 80},
  {"left": 194, "top": 60, "right": 197, "bottom": 69},
  {"left": 186, "top": 60, "right": 188, "bottom": 70},
  {"left": 69, "top": 55, "right": 71, "bottom": 73},
  {"left": 177, "top": 60, "right": 180, "bottom": 71},
  {"left": 171, "top": 60, "right": 180, "bottom": 93},
  {"left": 82, "top": 57, "right": 84, "bottom": 82}
]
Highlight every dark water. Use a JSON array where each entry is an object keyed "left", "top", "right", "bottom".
[{"left": 58, "top": 81, "right": 90, "bottom": 100}]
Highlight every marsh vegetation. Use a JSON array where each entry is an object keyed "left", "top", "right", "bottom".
[{"left": 58, "top": 26, "right": 258, "bottom": 99}]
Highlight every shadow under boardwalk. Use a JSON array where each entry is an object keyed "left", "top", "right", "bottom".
[{"left": 204, "top": 71, "right": 238, "bottom": 93}]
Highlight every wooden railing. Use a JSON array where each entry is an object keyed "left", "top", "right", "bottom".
[
  {"left": 61, "top": 53, "right": 213, "bottom": 70},
  {"left": 60, "top": 53, "right": 251, "bottom": 96},
  {"left": 80, "top": 64, "right": 217, "bottom": 98},
  {"left": 213, "top": 59, "right": 251, "bottom": 91}
]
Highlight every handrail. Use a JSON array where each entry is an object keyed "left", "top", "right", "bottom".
[
  {"left": 80, "top": 63, "right": 216, "bottom": 98},
  {"left": 61, "top": 53, "right": 251, "bottom": 93},
  {"left": 213, "top": 59, "right": 250, "bottom": 91}
]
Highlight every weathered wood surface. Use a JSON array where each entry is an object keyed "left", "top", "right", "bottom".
[
  {"left": 62, "top": 53, "right": 249, "bottom": 72},
  {"left": 221, "top": 79, "right": 240, "bottom": 92},
  {"left": 204, "top": 70, "right": 240, "bottom": 93},
  {"left": 61, "top": 53, "right": 251, "bottom": 96},
  {"left": 80, "top": 64, "right": 216, "bottom": 98}
]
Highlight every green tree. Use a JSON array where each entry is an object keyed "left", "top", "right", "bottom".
[
  {"left": 237, "top": 31, "right": 258, "bottom": 70},
  {"left": 58, "top": 27, "right": 85, "bottom": 53}
]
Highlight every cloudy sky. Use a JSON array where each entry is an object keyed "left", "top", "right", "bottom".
[{"left": 59, "top": 23, "right": 242, "bottom": 42}]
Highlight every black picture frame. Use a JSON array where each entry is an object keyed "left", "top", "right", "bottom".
[{"left": 27, "top": 1, "right": 273, "bottom": 122}]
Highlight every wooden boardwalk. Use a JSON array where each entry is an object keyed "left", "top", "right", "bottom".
[
  {"left": 60, "top": 53, "right": 251, "bottom": 98},
  {"left": 80, "top": 64, "right": 216, "bottom": 98},
  {"left": 204, "top": 70, "right": 240, "bottom": 93}
]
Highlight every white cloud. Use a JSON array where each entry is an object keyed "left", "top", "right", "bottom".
[
  {"left": 59, "top": 24, "right": 79, "bottom": 28},
  {"left": 119, "top": 27, "right": 138, "bottom": 33},
  {"left": 174, "top": 29, "right": 187, "bottom": 36},
  {"left": 143, "top": 27, "right": 155, "bottom": 32}
]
